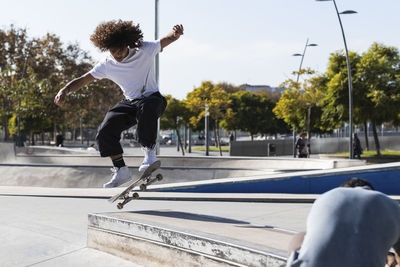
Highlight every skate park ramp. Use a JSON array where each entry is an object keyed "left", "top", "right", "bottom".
[
  {"left": 88, "top": 210, "right": 289, "bottom": 266},
  {"left": 1, "top": 142, "right": 396, "bottom": 267},
  {"left": 149, "top": 162, "right": 400, "bottom": 195},
  {"left": 0, "top": 142, "right": 367, "bottom": 189}
]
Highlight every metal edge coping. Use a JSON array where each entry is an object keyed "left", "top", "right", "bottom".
[{"left": 88, "top": 213, "right": 288, "bottom": 261}]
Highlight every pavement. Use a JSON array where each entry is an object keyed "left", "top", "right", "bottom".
[
  {"left": 0, "top": 143, "right": 376, "bottom": 266},
  {"left": 0, "top": 192, "right": 312, "bottom": 267}
]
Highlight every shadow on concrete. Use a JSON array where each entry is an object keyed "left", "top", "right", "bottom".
[
  {"left": 130, "top": 210, "right": 251, "bottom": 225},
  {"left": 235, "top": 225, "right": 275, "bottom": 230}
]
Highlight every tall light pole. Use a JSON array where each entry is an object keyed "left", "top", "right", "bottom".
[
  {"left": 293, "top": 39, "right": 318, "bottom": 83},
  {"left": 205, "top": 103, "right": 209, "bottom": 156},
  {"left": 155, "top": 0, "right": 161, "bottom": 155},
  {"left": 16, "top": 45, "right": 41, "bottom": 147},
  {"left": 291, "top": 38, "right": 318, "bottom": 157},
  {"left": 316, "top": 0, "right": 357, "bottom": 159},
  {"left": 155, "top": 0, "right": 159, "bottom": 85}
]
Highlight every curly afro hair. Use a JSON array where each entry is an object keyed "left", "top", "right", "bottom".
[{"left": 90, "top": 20, "right": 143, "bottom": 51}]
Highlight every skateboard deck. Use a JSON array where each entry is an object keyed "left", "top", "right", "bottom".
[{"left": 108, "top": 160, "right": 162, "bottom": 209}]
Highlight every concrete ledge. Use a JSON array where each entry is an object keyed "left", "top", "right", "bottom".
[
  {"left": 1, "top": 140, "right": 365, "bottom": 170},
  {"left": 11, "top": 154, "right": 365, "bottom": 170},
  {"left": 88, "top": 228, "right": 241, "bottom": 267},
  {"left": 0, "top": 164, "right": 277, "bottom": 188},
  {"left": 0, "top": 158, "right": 367, "bottom": 189},
  {"left": 88, "top": 212, "right": 288, "bottom": 267}
]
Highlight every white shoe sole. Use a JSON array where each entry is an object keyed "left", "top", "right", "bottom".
[
  {"left": 138, "top": 164, "right": 150, "bottom": 172},
  {"left": 103, "top": 174, "right": 131, "bottom": 188}
]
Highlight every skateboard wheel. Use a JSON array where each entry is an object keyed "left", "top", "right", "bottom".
[
  {"left": 133, "top": 192, "right": 140, "bottom": 199},
  {"left": 117, "top": 203, "right": 124, "bottom": 209},
  {"left": 156, "top": 174, "right": 163, "bottom": 181},
  {"left": 140, "top": 184, "right": 147, "bottom": 191}
]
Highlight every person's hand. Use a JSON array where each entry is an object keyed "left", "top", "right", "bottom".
[
  {"left": 171, "top": 24, "right": 184, "bottom": 39},
  {"left": 161, "top": 24, "right": 184, "bottom": 49},
  {"left": 54, "top": 89, "right": 67, "bottom": 107}
]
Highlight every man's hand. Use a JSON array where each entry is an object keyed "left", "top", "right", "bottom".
[
  {"left": 54, "top": 73, "right": 95, "bottom": 107},
  {"left": 161, "top": 24, "right": 184, "bottom": 50},
  {"left": 54, "top": 89, "right": 67, "bottom": 107},
  {"left": 170, "top": 24, "right": 184, "bottom": 40}
]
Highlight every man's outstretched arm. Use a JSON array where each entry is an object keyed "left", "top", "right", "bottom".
[
  {"left": 160, "top": 24, "right": 184, "bottom": 50},
  {"left": 54, "top": 72, "right": 95, "bottom": 107}
]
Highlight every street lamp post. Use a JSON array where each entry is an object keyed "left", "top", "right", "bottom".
[
  {"left": 176, "top": 116, "right": 180, "bottom": 151},
  {"left": 155, "top": 0, "right": 159, "bottom": 85},
  {"left": 291, "top": 38, "right": 318, "bottom": 157},
  {"left": 205, "top": 103, "right": 209, "bottom": 156},
  {"left": 317, "top": 0, "right": 357, "bottom": 159},
  {"left": 293, "top": 39, "right": 318, "bottom": 83},
  {"left": 16, "top": 45, "right": 41, "bottom": 147},
  {"left": 155, "top": 0, "right": 161, "bottom": 155}
]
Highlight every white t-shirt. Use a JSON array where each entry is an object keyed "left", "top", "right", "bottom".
[
  {"left": 89, "top": 41, "right": 161, "bottom": 100},
  {"left": 287, "top": 187, "right": 400, "bottom": 267}
]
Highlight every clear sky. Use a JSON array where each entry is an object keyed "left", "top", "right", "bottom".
[{"left": 1, "top": 0, "right": 399, "bottom": 99}]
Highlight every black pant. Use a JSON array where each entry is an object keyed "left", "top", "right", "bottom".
[{"left": 96, "top": 92, "right": 167, "bottom": 157}]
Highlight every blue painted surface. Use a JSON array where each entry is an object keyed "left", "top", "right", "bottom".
[{"left": 158, "top": 169, "right": 400, "bottom": 195}]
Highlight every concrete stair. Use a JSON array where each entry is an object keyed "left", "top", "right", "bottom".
[{"left": 87, "top": 211, "right": 290, "bottom": 267}]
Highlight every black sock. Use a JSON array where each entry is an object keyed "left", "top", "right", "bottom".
[{"left": 112, "top": 156, "right": 126, "bottom": 168}]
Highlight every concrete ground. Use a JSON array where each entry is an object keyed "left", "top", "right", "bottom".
[
  {"left": 0, "top": 143, "right": 366, "bottom": 266},
  {"left": 0, "top": 193, "right": 311, "bottom": 267}
]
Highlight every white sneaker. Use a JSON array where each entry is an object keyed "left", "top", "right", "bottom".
[
  {"left": 103, "top": 166, "right": 131, "bottom": 188},
  {"left": 139, "top": 146, "right": 157, "bottom": 172}
]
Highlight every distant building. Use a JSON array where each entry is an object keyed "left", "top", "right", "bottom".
[{"left": 241, "top": 84, "right": 285, "bottom": 94}]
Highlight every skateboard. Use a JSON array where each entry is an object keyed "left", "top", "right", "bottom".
[{"left": 108, "top": 160, "right": 163, "bottom": 209}]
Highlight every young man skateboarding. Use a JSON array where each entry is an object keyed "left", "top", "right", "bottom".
[{"left": 54, "top": 20, "right": 184, "bottom": 188}]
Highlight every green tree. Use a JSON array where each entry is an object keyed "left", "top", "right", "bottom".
[
  {"left": 221, "top": 91, "right": 285, "bottom": 139},
  {"left": 160, "top": 95, "right": 188, "bottom": 155},
  {"left": 320, "top": 44, "right": 400, "bottom": 156},
  {"left": 253, "top": 88, "right": 282, "bottom": 103},
  {"left": 356, "top": 43, "right": 400, "bottom": 155},
  {"left": 186, "top": 81, "right": 231, "bottom": 155},
  {"left": 0, "top": 26, "right": 29, "bottom": 140},
  {"left": 16, "top": 73, "right": 53, "bottom": 143},
  {"left": 273, "top": 86, "right": 304, "bottom": 134},
  {"left": 274, "top": 69, "right": 324, "bottom": 138},
  {"left": 319, "top": 51, "right": 361, "bottom": 132},
  {"left": 253, "top": 88, "right": 291, "bottom": 136},
  {"left": 0, "top": 69, "right": 15, "bottom": 140},
  {"left": 216, "top": 82, "right": 243, "bottom": 94},
  {"left": 0, "top": 25, "right": 123, "bottom": 143}
]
